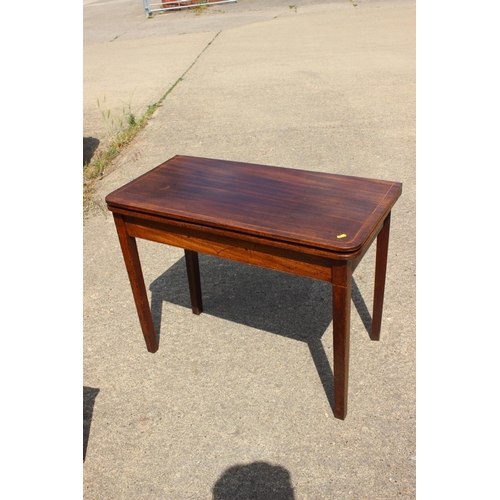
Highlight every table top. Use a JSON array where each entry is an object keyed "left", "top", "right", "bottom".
[{"left": 106, "top": 155, "right": 402, "bottom": 254}]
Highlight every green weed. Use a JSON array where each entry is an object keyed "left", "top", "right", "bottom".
[
  {"left": 83, "top": 31, "right": 221, "bottom": 215},
  {"left": 194, "top": 0, "right": 209, "bottom": 15}
]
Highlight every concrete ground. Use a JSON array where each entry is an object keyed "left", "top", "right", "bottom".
[{"left": 84, "top": 0, "right": 415, "bottom": 498}]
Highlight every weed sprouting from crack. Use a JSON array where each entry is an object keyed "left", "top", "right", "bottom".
[
  {"left": 83, "top": 31, "right": 221, "bottom": 215},
  {"left": 194, "top": 0, "right": 209, "bottom": 15}
]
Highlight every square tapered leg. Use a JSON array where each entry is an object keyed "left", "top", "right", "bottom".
[
  {"left": 332, "top": 262, "right": 352, "bottom": 420},
  {"left": 185, "top": 250, "right": 203, "bottom": 315},
  {"left": 113, "top": 213, "right": 158, "bottom": 353}
]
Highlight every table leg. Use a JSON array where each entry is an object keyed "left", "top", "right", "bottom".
[
  {"left": 332, "top": 262, "right": 352, "bottom": 420},
  {"left": 185, "top": 250, "right": 203, "bottom": 315},
  {"left": 372, "top": 212, "right": 391, "bottom": 341},
  {"left": 113, "top": 213, "right": 158, "bottom": 353}
]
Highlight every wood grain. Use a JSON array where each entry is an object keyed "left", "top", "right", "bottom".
[{"left": 106, "top": 155, "right": 402, "bottom": 254}]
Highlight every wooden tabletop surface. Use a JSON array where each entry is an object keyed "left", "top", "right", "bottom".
[{"left": 106, "top": 155, "right": 402, "bottom": 254}]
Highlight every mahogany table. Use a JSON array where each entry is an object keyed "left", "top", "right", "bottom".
[{"left": 106, "top": 155, "right": 402, "bottom": 419}]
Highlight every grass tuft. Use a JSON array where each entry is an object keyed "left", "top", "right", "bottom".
[
  {"left": 83, "top": 83, "right": 179, "bottom": 214},
  {"left": 83, "top": 31, "right": 221, "bottom": 215}
]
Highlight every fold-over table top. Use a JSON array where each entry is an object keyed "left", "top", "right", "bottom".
[{"left": 106, "top": 155, "right": 402, "bottom": 254}]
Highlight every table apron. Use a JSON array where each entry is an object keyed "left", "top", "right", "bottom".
[{"left": 122, "top": 214, "right": 336, "bottom": 282}]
